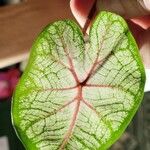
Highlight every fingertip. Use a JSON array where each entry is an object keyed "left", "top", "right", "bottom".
[
  {"left": 70, "top": 0, "right": 95, "bottom": 27},
  {"left": 70, "top": 0, "right": 95, "bottom": 16},
  {"left": 131, "top": 15, "right": 150, "bottom": 30}
]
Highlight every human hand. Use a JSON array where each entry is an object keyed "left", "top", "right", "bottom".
[
  {"left": 70, "top": 0, "right": 150, "bottom": 91},
  {"left": 70, "top": 0, "right": 150, "bottom": 69}
]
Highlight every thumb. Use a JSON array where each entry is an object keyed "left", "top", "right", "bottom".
[
  {"left": 96, "top": 0, "right": 150, "bottom": 18},
  {"left": 70, "top": 0, "right": 150, "bottom": 28}
]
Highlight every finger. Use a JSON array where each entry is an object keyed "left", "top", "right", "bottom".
[
  {"left": 70, "top": 0, "right": 150, "bottom": 28},
  {"left": 70, "top": 0, "right": 96, "bottom": 28},
  {"left": 97, "top": 0, "right": 150, "bottom": 18},
  {"left": 131, "top": 15, "right": 150, "bottom": 29},
  {"left": 138, "top": 28, "right": 150, "bottom": 69}
]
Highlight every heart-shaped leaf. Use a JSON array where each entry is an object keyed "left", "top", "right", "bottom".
[{"left": 12, "top": 11, "right": 145, "bottom": 150}]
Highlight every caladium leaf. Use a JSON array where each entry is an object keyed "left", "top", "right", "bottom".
[{"left": 12, "top": 11, "right": 145, "bottom": 150}]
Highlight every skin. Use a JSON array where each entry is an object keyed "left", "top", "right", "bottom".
[{"left": 70, "top": 0, "right": 150, "bottom": 69}]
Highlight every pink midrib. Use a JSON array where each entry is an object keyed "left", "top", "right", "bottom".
[
  {"left": 42, "top": 35, "right": 111, "bottom": 149},
  {"left": 58, "top": 39, "right": 101, "bottom": 149},
  {"left": 59, "top": 86, "right": 82, "bottom": 150}
]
